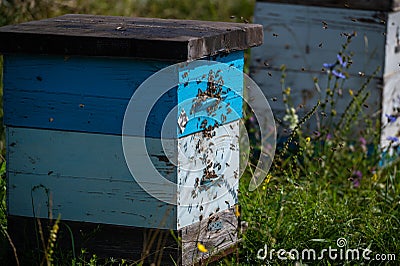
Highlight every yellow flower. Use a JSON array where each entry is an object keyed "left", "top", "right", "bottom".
[
  {"left": 372, "top": 173, "right": 378, "bottom": 182},
  {"left": 284, "top": 87, "right": 291, "bottom": 95},
  {"left": 262, "top": 185, "right": 266, "bottom": 190},
  {"left": 264, "top": 173, "right": 272, "bottom": 184},
  {"left": 197, "top": 242, "right": 208, "bottom": 253},
  {"left": 349, "top": 89, "right": 354, "bottom": 96},
  {"left": 235, "top": 205, "right": 240, "bottom": 217},
  {"left": 305, "top": 137, "right": 311, "bottom": 143}
]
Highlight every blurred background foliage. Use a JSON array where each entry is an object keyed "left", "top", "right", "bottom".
[{"left": 0, "top": 0, "right": 255, "bottom": 26}]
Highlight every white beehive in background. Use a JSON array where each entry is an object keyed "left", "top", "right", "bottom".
[{"left": 250, "top": 0, "right": 400, "bottom": 151}]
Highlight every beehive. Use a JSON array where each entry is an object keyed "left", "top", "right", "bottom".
[
  {"left": 0, "top": 14, "right": 263, "bottom": 265},
  {"left": 250, "top": 0, "right": 400, "bottom": 148}
]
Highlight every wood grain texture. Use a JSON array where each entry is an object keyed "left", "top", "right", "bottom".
[
  {"left": 250, "top": 2, "right": 386, "bottom": 133},
  {"left": 8, "top": 209, "right": 239, "bottom": 265},
  {"left": 381, "top": 74, "right": 400, "bottom": 150},
  {"left": 252, "top": 2, "right": 386, "bottom": 76},
  {"left": 7, "top": 215, "right": 180, "bottom": 265},
  {"left": 257, "top": 0, "right": 400, "bottom": 11},
  {"left": 7, "top": 127, "right": 177, "bottom": 229},
  {"left": 181, "top": 207, "right": 238, "bottom": 265},
  {"left": 4, "top": 52, "right": 243, "bottom": 138},
  {"left": 0, "top": 14, "right": 263, "bottom": 61}
]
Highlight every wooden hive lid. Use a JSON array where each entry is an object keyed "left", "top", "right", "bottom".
[
  {"left": 259, "top": 0, "right": 400, "bottom": 11},
  {"left": 0, "top": 14, "right": 263, "bottom": 61}
]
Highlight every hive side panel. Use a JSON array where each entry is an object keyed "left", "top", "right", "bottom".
[
  {"left": 251, "top": 2, "right": 386, "bottom": 75},
  {"left": 7, "top": 127, "right": 177, "bottom": 229},
  {"left": 250, "top": 2, "right": 385, "bottom": 131},
  {"left": 257, "top": 0, "right": 399, "bottom": 11},
  {"left": 177, "top": 120, "right": 239, "bottom": 229},
  {"left": 3, "top": 54, "right": 175, "bottom": 137},
  {"left": 177, "top": 51, "right": 244, "bottom": 137},
  {"left": 180, "top": 207, "right": 238, "bottom": 265},
  {"left": 381, "top": 11, "right": 400, "bottom": 153}
]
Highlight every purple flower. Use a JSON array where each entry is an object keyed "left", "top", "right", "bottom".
[
  {"left": 385, "top": 114, "right": 397, "bottom": 123},
  {"left": 323, "top": 62, "right": 336, "bottom": 69},
  {"left": 359, "top": 137, "right": 366, "bottom": 146},
  {"left": 351, "top": 170, "right": 362, "bottom": 188},
  {"left": 353, "top": 170, "right": 362, "bottom": 179},
  {"left": 387, "top": 136, "right": 399, "bottom": 142},
  {"left": 332, "top": 70, "right": 346, "bottom": 79},
  {"left": 326, "top": 133, "right": 332, "bottom": 140},
  {"left": 337, "top": 54, "right": 347, "bottom": 67}
]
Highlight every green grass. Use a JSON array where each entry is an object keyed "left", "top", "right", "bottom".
[{"left": 1, "top": 0, "right": 400, "bottom": 265}]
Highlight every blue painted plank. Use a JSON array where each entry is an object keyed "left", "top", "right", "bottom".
[
  {"left": 4, "top": 51, "right": 244, "bottom": 137},
  {"left": 7, "top": 127, "right": 177, "bottom": 229},
  {"left": 178, "top": 51, "right": 244, "bottom": 137},
  {"left": 8, "top": 172, "right": 177, "bottom": 229}
]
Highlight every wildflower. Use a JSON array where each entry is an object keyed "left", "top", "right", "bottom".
[
  {"left": 372, "top": 173, "right": 378, "bottom": 182},
  {"left": 359, "top": 137, "right": 367, "bottom": 153},
  {"left": 264, "top": 173, "right": 272, "bottom": 184},
  {"left": 350, "top": 170, "right": 362, "bottom": 188},
  {"left": 283, "top": 107, "right": 299, "bottom": 130},
  {"left": 235, "top": 205, "right": 240, "bottom": 217},
  {"left": 305, "top": 137, "right": 311, "bottom": 143},
  {"left": 387, "top": 136, "right": 399, "bottom": 142},
  {"left": 284, "top": 87, "right": 291, "bottom": 95},
  {"left": 323, "top": 62, "right": 336, "bottom": 69},
  {"left": 197, "top": 242, "right": 208, "bottom": 253},
  {"left": 262, "top": 185, "right": 266, "bottom": 190},
  {"left": 349, "top": 89, "right": 353, "bottom": 96},
  {"left": 332, "top": 69, "right": 346, "bottom": 79},
  {"left": 337, "top": 54, "right": 347, "bottom": 67},
  {"left": 313, "top": 131, "right": 321, "bottom": 137},
  {"left": 385, "top": 114, "right": 397, "bottom": 123}
]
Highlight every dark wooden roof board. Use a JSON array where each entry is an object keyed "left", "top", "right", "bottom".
[
  {"left": 0, "top": 14, "right": 263, "bottom": 61},
  {"left": 258, "top": 0, "right": 400, "bottom": 11}
]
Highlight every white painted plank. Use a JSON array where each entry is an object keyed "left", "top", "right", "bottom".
[{"left": 177, "top": 121, "right": 239, "bottom": 229}]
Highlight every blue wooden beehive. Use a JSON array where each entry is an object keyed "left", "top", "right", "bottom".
[
  {"left": 0, "top": 14, "right": 263, "bottom": 264},
  {"left": 250, "top": 0, "right": 400, "bottom": 147}
]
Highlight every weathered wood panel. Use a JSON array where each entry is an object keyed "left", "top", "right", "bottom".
[
  {"left": 381, "top": 74, "right": 400, "bottom": 150},
  {"left": 257, "top": 0, "right": 400, "bottom": 11},
  {"left": 384, "top": 11, "right": 400, "bottom": 76},
  {"left": 381, "top": 11, "right": 400, "bottom": 153},
  {"left": 7, "top": 127, "right": 177, "bottom": 229},
  {"left": 0, "top": 14, "right": 263, "bottom": 61},
  {"left": 249, "top": 68, "right": 382, "bottom": 131},
  {"left": 177, "top": 121, "right": 239, "bottom": 229},
  {"left": 250, "top": 2, "right": 386, "bottom": 132},
  {"left": 181, "top": 207, "right": 238, "bottom": 265},
  {"left": 8, "top": 215, "right": 180, "bottom": 265},
  {"left": 4, "top": 52, "right": 243, "bottom": 138},
  {"left": 252, "top": 3, "right": 386, "bottom": 76}
]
